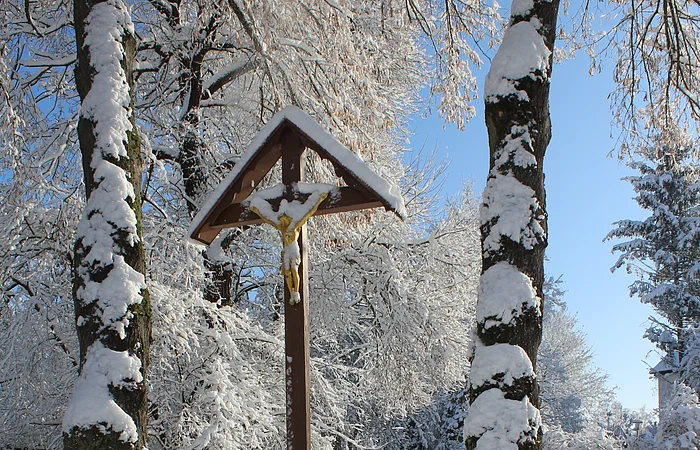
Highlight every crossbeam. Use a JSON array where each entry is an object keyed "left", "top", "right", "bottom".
[{"left": 206, "top": 187, "right": 383, "bottom": 229}]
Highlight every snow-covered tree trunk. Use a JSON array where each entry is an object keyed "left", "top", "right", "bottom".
[
  {"left": 63, "top": 0, "right": 151, "bottom": 448},
  {"left": 464, "top": 0, "right": 559, "bottom": 448}
]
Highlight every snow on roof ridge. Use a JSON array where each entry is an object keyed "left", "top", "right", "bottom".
[
  {"left": 650, "top": 352, "right": 681, "bottom": 375},
  {"left": 188, "top": 106, "right": 405, "bottom": 243}
]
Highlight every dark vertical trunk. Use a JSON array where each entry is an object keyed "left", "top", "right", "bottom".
[
  {"left": 180, "top": 114, "right": 237, "bottom": 307},
  {"left": 464, "top": 1, "right": 559, "bottom": 449},
  {"left": 64, "top": 1, "right": 151, "bottom": 448},
  {"left": 177, "top": 51, "right": 236, "bottom": 306},
  {"left": 146, "top": 1, "right": 265, "bottom": 308}
]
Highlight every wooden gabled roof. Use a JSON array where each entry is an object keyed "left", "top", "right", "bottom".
[{"left": 189, "top": 106, "right": 406, "bottom": 245}]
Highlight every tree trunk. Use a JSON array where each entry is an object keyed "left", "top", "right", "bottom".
[
  {"left": 464, "top": 1, "right": 559, "bottom": 449},
  {"left": 178, "top": 111, "right": 236, "bottom": 306},
  {"left": 63, "top": 1, "right": 151, "bottom": 448},
  {"left": 146, "top": 1, "right": 265, "bottom": 308}
]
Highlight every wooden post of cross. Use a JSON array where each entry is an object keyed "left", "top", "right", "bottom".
[
  {"left": 188, "top": 107, "right": 406, "bottom": 450},
  {"left": 280, "top": 131, "right": 311, "bottom": 449}
]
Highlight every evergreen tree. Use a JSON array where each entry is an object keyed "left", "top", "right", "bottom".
[{"left": 607, "top": 141, "right": 700, "bottom": 386}]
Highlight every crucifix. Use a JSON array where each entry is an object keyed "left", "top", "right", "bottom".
[{"left": 189, "top": 106, "right": 405, "bottom": 450}]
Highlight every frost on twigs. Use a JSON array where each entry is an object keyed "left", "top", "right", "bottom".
[
  {"left": 463, "top": 388, "right": 541, "bottom": 450},
  {"left": 247, "top": 182, "right": 337, "bottom": 304}
]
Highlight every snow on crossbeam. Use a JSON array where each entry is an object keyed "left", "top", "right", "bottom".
[{"left": 189, "top": 106, "right": 405, "bottom": 245}]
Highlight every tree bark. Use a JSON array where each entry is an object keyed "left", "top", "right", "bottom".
[
  {"left": 179, "top": 83, "right": 238, "bottom": 307},
  {"left": 64, "top": 1, "right": 151, "bottom": 448},
  {"left": 464, "top": 1, "right": 560, "bottom": 449},
  {"left": 157, "top": 3, "right": 237, "bottom": 306}
]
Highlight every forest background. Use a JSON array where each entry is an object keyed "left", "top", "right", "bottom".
[{"left": 0, "top": 0, "right": 698, "bottom": 449}]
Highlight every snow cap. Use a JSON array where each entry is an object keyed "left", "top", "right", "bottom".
[{"left": 189, "top": 106, "right": 405, "bottom": 245}]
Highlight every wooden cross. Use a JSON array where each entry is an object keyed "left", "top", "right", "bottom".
[{"left": 189, "top": 107, "right": 404, "bottom": 450}]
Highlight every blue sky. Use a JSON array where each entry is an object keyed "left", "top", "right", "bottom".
[{"left": 409, "top": 56, "right": 659, "bottom": 411}]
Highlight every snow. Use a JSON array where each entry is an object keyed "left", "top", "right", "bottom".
[
  {"left": 76, "top": 161, "right": 139, "bottom": 265},
  {"left": 643, "top": 283, "right": 674, "bottom": 304},
  {"left": 484, "top": 20, "right": 551, "bottom": 102},
  {"left": 80, "top": 0, "right": 134, "bottom": 164},
  {"left": 64, "top": 0, "right": 146, "bottom": 440},
  {"left": 189, "top": 106, "right": 405, "bottom": 242},
  {"left": 279, "top": 108, "right": 404, "bottom": 219},
  {"left": 655, "top": 385, "right": 700, "bottom": 448},
  {"left": 279, "top": 38, "right": 323, "bottom": 61},
  {"left": 202, "top": 58, "right": 256, "bottom": 95},
  {"left": 652, "top": 358, "right": 677, "bottom": 375},
  {"left": 690, "top": 261, "right": 700, "bottom": 279},
  {"left": 190, "top": 424, "right": 217, "bottom": 449},
  {"left": 71, "top": 0, "right": 145, "bottom": 326},
  {"left": 62, "top": 342, "right": 143, "bottom": 443},
  {"left": 79, "top": 256, "right": 146, "bottom": 339},
  {"left": 247, "top": 182, "right": 337, "bottom": 229},
  {"left": 282, "top": 241, "right": 300, "bottom": 273},
  {"left": 481, "top": 173, "right": 545, "bottom": 253},
  {"left": 469, "top": 343, "right": 534, "bottom": 389},
  {"left": 496, "top": 126, "right": 537, "bottom": 169},
  {"left": 511, "top": 0, "right": 534, "bottom": 17},
  {"left": 247, "top": 182, "right": 335, "bottom": 305},
  {"left": 477, "top": 262, "right": 539, "bottom": 329},
  {"left": 463, "top": 388, "right": 540, "bottom": 449},
  {"left": 73, "top": 0, "right": 139, "bottom": 267},
  {"left": 19, "top": 54, "right": 77, "bottom": 68}
]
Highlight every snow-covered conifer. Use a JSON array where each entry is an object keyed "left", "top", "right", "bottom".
[{"left": 607, "top": 140, "right": 700, "bottom": 391}]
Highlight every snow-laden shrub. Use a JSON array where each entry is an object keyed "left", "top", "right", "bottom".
[{"left": 655, "top": 384, "right": 700, "bottom": 449}]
